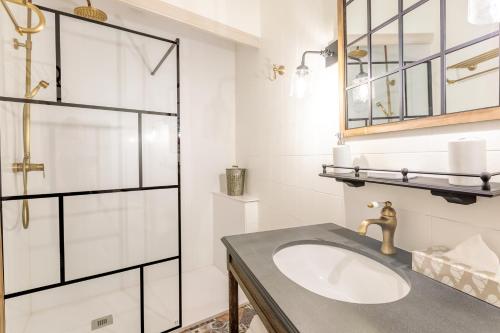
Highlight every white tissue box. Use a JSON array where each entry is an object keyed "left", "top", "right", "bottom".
[{"left": 412, "top": 246, "right": 500, "bottom": 308}]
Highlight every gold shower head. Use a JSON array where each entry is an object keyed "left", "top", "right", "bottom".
[
  {"left": 29, "top": 80, "right": 49, "bottom": 98},
  {"left": 74, "top": 0, "right": 108, "bottom": 22},
  {"left": 348, "top": 47, "right": 368, "bottom": 60}
]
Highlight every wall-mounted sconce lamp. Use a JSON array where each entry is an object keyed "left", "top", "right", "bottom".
[
  {"left": 269, "top": 64, "right": 286, "bottom": 81},
  {"left": 291, "top": 41, "right": 337, "bottom": 98},
  {"left": 468, "top": 0, "right": 500, "bottom": 24}
]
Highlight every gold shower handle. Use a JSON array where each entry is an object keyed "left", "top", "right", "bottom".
[
  {"left": 12, "top": 162, "right": 44, "bottom": 174},
  {"left": 1, "top": 0, "right": 46, "bottom": 35},
  {"left": 12, "top": 161, "right": 44, "bottom": 229}
]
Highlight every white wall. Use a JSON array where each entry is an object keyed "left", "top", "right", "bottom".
[
  {"left": 235, "top": 0, "right": 500, "bottom": 258},
  {"left": 160, "top": 0, "right": 261, "bottom": 37},
  {"left": 235, "top": 0, "right": 341, "bottom": 231}
]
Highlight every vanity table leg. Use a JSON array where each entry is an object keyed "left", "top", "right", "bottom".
[{"left": 229, "top": 270, "right": 239, "bottom": 333}]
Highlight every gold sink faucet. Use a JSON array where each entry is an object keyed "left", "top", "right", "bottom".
[{"left": 358, "top": 201, "right": 397, "bottom": 255}]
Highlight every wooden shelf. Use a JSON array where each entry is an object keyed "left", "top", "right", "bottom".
[{"left": 319, "top": 172, "right": 500, "bottom": 205}]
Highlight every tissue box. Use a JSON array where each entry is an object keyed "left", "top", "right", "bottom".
[{"left": 412, "top": 246, "right": 500, "bottom": 308}]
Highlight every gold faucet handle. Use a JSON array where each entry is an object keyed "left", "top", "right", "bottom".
[
  {"left": 368, "top": 201, "right": 396, "bottom": 218},
  {"left": 368, "top": 201, "right": 394, "bottom": 215},
  {"left": 367, "top": 201, "right": 391, "bottom": 208}
]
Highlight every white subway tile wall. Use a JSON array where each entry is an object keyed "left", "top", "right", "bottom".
[
  {"left": 235, "top": 0, "right": 500, "bottom": 258},
  {"left": 2, "top": 198, "right": 60, "bottom": 294},
  {"left": 0, "top": 103, "right": 139, "bottom": 196},
  {"left": 60, "top": 16, "right": 178, "bottom": 113},
  {"left": 64, "top": 189, "right": 178, "bottom": 280},
  {"left": 142, "top": 115, "right": 179, "bottom": 187}
]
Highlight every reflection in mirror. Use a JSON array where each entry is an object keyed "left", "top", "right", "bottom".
[
  {"left": 346, "top": 0, "right": 367, "bottom": 44},
  {"left": 342, "top": 0, "right": 500, "bottom": 134},
  {"left": 403, "top": 0, "right": 440, "bottom": 63},
  {"left": 347, "top": 83, "right": 370, "bottom": 129},
  {"left": 347, "top": 38, "right": 369, "bottom": 87},
  {"left": 371, "top": 0, "right": 398, "bottom": 29},
  {"left": 446, "top": 37, "right": 499, "bottom": 114},
  {"left": 406, "top": 58, "right": 441, "bottom": 118},
  {"left": 372, "top": 20, "right": 399, "bottom": 78},
  {"left": 446, "top": 0, "right": 499, "bottom": 48},
  {"left": 371, "top": 73, "right": 400, "bottom": 125}
]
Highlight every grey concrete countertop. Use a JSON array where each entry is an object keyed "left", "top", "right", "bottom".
[{"left": 222, "top": 223, "right": 500, "bottom": 333}]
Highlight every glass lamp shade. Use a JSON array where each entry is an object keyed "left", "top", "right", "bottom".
[
  {"left": 352, "top": 72, "right": 369, "bottom": 103},
  {"left": 290, "top": 66, "right": 311, "bottom": 98},
  {"left": 468, "top": 0, "right": 500, "bottom": 24}
]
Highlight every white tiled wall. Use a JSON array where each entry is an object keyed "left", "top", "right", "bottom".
[
  {"left": 2, "top": 198, "right": 60, "bottom": 294},
  {"left": 235, "top": 0, "right": 341, "bottom": 231},
  {"left": 142, "top": 115, "right": 178, "bottom": 187},
  {"left": 235, "top": 0, "right": 500, "bottom": 257},
  {"left": 64, "top": 189, "right": 178, "bottom": 280},
  {"left": 0, "top": 103, "right": 140, "bottom": 196},
  {"left": 60, "top": 16, "right": 178, "bottom": 114}
]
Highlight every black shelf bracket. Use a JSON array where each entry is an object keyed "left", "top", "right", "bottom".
[
  {"left": 430, "top": 190, "right": 477, "bottom": 205},
  {"left": 336, "top": 178, "right": 365, "bottom": 188}
]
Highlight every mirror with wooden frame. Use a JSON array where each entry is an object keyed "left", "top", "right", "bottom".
[{"left": 339, "top": 0, "right": 500, "bottom": 137}]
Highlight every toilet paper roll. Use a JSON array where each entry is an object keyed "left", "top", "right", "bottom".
[
  {"left": 448, "top": 138, "right": 486, "bottom": 186},
  {"left": 333, "top": 145, "right": 352, "bottom": 174}
]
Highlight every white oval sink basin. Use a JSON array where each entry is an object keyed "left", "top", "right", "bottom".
[{"left": 273, "top": 244, "right": 410, "bottom": 304}]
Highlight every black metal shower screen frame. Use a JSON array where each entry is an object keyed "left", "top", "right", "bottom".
[{"left": 0, "top": 5, "right": 182, "bottom": 333}]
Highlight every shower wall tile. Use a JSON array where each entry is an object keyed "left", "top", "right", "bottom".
[
  {"left": 6, "top": 270, "right": 140, "bottom": 333},
  {"left": 0, "top": 8, "right": 57, "bottom": 101},
  {"left": 64, "top": 189, "right": 178, "bottom": 280},
  {"left": 60, "top": 16, "right": 177, "bottom": 113},
  {"left": 144, "top": 260, "right": 180, "bottom": 332},
  {"left": 142, "top": 115, "right": 178, "bottom": 187},
  {"left": 2, "top": 198, "right": 60, "bottom": 294},
  {"left": 0, "top": 102, "right": 139, "bottom": 196}
]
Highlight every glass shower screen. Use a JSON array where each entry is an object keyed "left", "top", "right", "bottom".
[{"left": 0, "top": 4, "right": 181, "bottom": 333}]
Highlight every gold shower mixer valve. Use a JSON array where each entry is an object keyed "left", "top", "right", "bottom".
[
  {"left": 12, "top": 162, "right": 45, "bottom": 178},
  {"left": 13, "top": 38, "right": 31, "bottom": 50}
]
